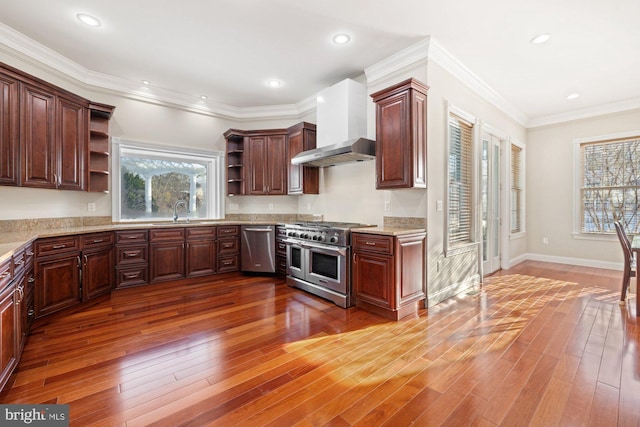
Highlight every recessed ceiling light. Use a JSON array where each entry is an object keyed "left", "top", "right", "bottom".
[
  {"left": 200, "top": 95, "right": 208, "bottom": 100},
  {"left": 530, "top": 33, "right": 550, "bottom": 45},
  {"left": 267, "top": 79, "right": 282, "bottom": 88},
  {"left": 141, "top": 80, "right": 150, "bottom": 85},
  {"left": 76, "top": 13, "right": 101, "bottom": 27},
  {"left": 333, "top": 33, "right": 351, "bottom": 45},
  {"left": 567, "top": 93, "right": 580, "bottom": 100}
]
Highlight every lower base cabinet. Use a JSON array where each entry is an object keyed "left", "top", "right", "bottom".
[
  {"left": 35, "top": 251, "right": 81, "bottom": 318},
  {"left": 353, "top": 231, "right": 426, "bottom": 320},
  {"left": 0, "top": 282, "right": 18, "bottom": 391}
]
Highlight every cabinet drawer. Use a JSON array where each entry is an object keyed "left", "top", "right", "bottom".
[
  {"left": 24, "top": 243, "right": 34, "bottom": 268},
  {"left": 116, "top": 245, "right": 148, "bottom": 265},
  {"left": 217, "top": 255, "right": 239, "bottom": 272},
  {"left": 116, "top": 265, "right": 148, "bottom": 288},
  {"left": 352, "top": 233, "right": 394, "bottom": 255},
  {"left": 217, "top": 237, "right": 239, "bottom": 254},
  {"left": 150, "top": 228, "right": 185, "bottom": 242},
  {"left": 116, "top": 230, "right": 148, "bottom": 244},
  {"left": 13, "top": 247, "right": 26, "bottom": 276},
  {"left": 0, "top": 259, "right": 11, "bottom": 290},
  {"left": 275, "top": 239, "right": 287, "bottom": 255},
  {"left": 186, "top": 226, "right": 216, "bottom": 240},
  {"left": 81, "top": 232, "right": 115, "bottom": 249},
  {"left": 35, "top": 236, "right": 81, "bottom": 257},
  {"left": 217, "top": 225, "right": 239, "bottom": 237},
  {"left": 276, "top": 254, "right": 287, "bottom": 275},
  {"left": 276, "top": 226, "right": 287, "bottom": 237}
]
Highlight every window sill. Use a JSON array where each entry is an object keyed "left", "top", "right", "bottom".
[
  {"left": 510, "top": 231, "right": 526, "bottom": 241},
  {"left": 571, "top": 232, "right": 617, "bottom": 242}
]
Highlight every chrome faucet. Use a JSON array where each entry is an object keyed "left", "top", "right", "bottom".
[{"left": 173, "top": 200, "right": 189, "bottom": 223}]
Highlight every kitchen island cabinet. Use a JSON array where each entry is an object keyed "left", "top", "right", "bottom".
[
  {"left": 371, "top": 78, "right": 429, "bottom": 189},
  {"left": 352, "top": 230, "right": 426, "bottom": 320}
]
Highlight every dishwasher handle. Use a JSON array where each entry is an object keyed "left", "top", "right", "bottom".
[{"left": 243, "top": 227, "right": 273, "bottom": 232}]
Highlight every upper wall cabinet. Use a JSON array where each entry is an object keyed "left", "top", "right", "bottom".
[
  {"left": 224, "top": 123, "right": 318, "bottom": 196},
  {"left": 88, "top": 103, "right": 115, "bottom": 193},
  {"left": 0, "top": 71, "right": 19, "bottom": 186},
  {"left": 287, "top": 122, "right": 318, "bottom": 195},
  {"left": 0, "top": 62, "right": 114, "bottom": 192},
  {"left": 371, "top": 78, "right": 429, "bottom": 190}
]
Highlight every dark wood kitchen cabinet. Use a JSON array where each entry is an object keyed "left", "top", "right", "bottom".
[
  {"left": 150, "top": 228, "right": 186, "bottom": 283},
  {"left": 0, "top": 270, "right": 17, "bottom": 393},
  {"left": 287, "top": 122, "right": 318, "bottom": 195},
  {"left": 371, "top": 78, "right": 429, "bottom": 189},
  {"left": 352, "top": 231, "right": 426, "bottom": 320},
  {"left": 34, "top": 235, "right": 82, "bottom": 318},
  {"left": 81, "top": 232, "right": 114, "bottom": 300},
  {"left": 15, "top": 243, "right": 34, "bottom": 355},
  {"left": 88, "top": 103, "right": 115, "bottom": 193},
  {"left": 0, "top": 70, "right": 19, "bottom": 186},
  {"left": 275, "top": 225, "right": 287, "bottom": 277},
  {"left": 115, "top": 230, "right": 149, "bottom": 288},
  {"left": 186, "top": 226, "right": 217, "bottom": 278},
  {"left": 20, "top": 83, "right": 88, "bottom": 191},
  {"left": 217, "top": 225, "right": 240, "bottom": 273},
  {"left": 224, "top": 130, "right": 246, "bottom": 196},
  {"left": 246, "top": 130, "right": 287, "bottom": 195}
]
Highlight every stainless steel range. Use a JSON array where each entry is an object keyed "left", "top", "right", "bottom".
[{"left": 282, "top": 221, "right": 372, "bottom": 308}]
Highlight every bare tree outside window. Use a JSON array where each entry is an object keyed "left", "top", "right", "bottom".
[{"left": 581, "top": 138, "right": 640, "bottom": 234}]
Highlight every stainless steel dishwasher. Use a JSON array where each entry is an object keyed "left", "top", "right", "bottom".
[{"left": 240, "top": 225, "right": 276, "bottom": 273}]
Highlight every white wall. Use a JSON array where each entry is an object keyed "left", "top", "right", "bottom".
[
  {"left": 425, "top": 61, "right": 527, "bottom": 305},
  {"left": 526, "top": 108, "right": 640, "bottom": 269}
]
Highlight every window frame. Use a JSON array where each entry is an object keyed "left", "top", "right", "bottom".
[
  {"left": 510, "top": 137, "right": 526, "bottom": 238},
  {"left": 573, "top": 130, "right": 640, "bottom": 239},
  {"left": 111, "top": 138, "right": 225, "bottom": 223},
  {"left": 445, "top": 104, "right": 478, "bottom": 256}
]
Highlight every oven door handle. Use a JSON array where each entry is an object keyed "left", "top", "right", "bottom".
[{"left": 304, "top": 244, "right": 347, "bottom": 256}]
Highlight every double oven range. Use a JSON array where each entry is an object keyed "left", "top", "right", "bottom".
[{"left": 282, "top": 221, "right": 371, "bottom": 308}]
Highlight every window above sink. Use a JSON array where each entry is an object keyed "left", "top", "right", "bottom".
[{"left": 112, "top": 138, "right": 225, "bottom": 223}]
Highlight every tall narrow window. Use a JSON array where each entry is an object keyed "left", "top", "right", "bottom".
[
  {"left": 448, "top": 113, "right": 474, "bottom": 246},
  {"left": 511, "top": 144, "right": 523, "bottom": 233},
  {"left": 580, "top": 136, "right": 640, "bottom": 233}
]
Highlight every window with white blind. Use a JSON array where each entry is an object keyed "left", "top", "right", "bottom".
[
  {"left": 511, "top": 143, "right": 524, "bottom": 234},
  {"left": 578, "top": 134, "right": 640, "bottom": 234},
  {"left": 448, "top": 112, "right": 474, "bottom": 248}
]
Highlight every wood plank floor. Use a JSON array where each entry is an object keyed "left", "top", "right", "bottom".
[{"left": 1, "top": 261, "right": 639, "bottom": 426}]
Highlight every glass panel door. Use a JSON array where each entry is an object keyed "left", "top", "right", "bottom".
[{"left": 482, "top": 133, "right": 501, "bottom": 275}]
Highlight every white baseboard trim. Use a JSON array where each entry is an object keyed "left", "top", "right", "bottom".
[{"left": 513, "top": 253, "right": 623, "bottom": 272}]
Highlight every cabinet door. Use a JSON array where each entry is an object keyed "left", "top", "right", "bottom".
[
  {"left": 266, "top": 134, "right": 287, "bottom": 195},
  {"left": 0, "top": 284, "right": 17, "bottom": 391},
  {"left": 56, "top": 96, "right": 87, "bottom": 190},
  {"left": 150, "top": 242, "right": 185, "bottom": 283},
  {"left": 375, "top": 90, "right": 412, "bottom": 189},
  {"left": 186, "top": 240, "right": 216, "bottom": 278},
  {"left": 247, "top": 136, "right": 267, "bottom": 195},
  {"left": 353, "top": 251, "right": 395, "bottom": 309},
  {"left": 0, "top": 72, "right": 19, "bottom": 186},
  {"left": 20, "top": 83, "right": 56, "bottom": 189},
  {"left": 287, "top": 125, "right": 318, "bottom": 195},
  {"left": 35, "top": 253, "right": 81, "bottom": 317},
  {"left": 83, "top": 246, "right": 114, "bottom": 300}
]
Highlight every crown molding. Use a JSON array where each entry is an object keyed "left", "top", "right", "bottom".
[
  {"left": 364, "top": 38, "right": 429, "bottom": 85},
  {"left": 526, "top": 97, "right": 640, "bottom": 128},
  {"left": 426, "top": 38, "right": 530, "bottom": 127},
  {"left": 0, "top": 22, "right": 315, "bottom": 121}
]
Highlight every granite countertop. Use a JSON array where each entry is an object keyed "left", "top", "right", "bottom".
[
  {"left": 351, "top": 226, "right": 426, "bottom": 236},
  {"left": 0, "top": 220, "right": 280, "bottom": 264}
]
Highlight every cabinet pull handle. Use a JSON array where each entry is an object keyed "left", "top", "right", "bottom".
[
  {"left": 27, "top": 309, "right": 35, "bottom": 317},
  {"left": 77, "top": 256, "right": 81, "bottom": 268},
  {"left": 83, "top": 255, "right": 88, "bottom": 265},
  {"left": 16, "top": 260, "right": 24, "bottom": 265},
  {"left": 92, "top": 239, "right": 104, "bottom": 243},
  {"left": 52, "top": 244, "right": 66, "bottom": 249},
  {"left": 27, "top": 251, "right": 34, "bottom": 256},
  {"left": 365, "top": 242, "right": 376, "bottom": 246},
  {"left": 127, "top": 235, "right": 139, "bottom": 239},
  {"left": 124, "top": 251, "right": 139, "bottom": 257},
  {"left": 353, "top": 253, "right": 356, "bottom": 264},
  {"left": 223, "top": 260, "right": 233, "bottom": 265},
  {"left": 0, "top": 272, "right": 10, "bottom": 279},
  {"left": 28, "top": 277, "right": 35, "bottom": 283},
  {"left": 123, "top": 272, "right": 140, "bottom": 279}
]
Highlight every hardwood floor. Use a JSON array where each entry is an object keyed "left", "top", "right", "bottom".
[{"left": 1, "top": 261, "right": 639, "bottom": 426}]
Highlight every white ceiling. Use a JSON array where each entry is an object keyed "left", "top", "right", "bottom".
[{"left": 0, "top": 0, "right": 639, "bottom": 127}]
